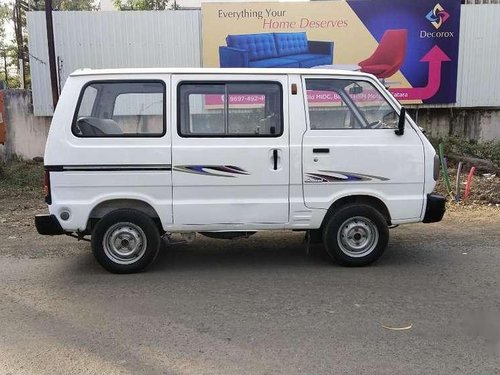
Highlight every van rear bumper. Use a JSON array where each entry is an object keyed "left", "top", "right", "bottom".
[
  {"left": 35, "top": 214, "right": 65, "bottom": 235},
  {"left": 423, "top": 194, "right": 446, "bottom": 223}
]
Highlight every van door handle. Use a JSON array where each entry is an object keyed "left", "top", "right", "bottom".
[
  {"left": 273, "top": 149, "right": 278, "bottom": 170},
  {"left": 313, "top": 148, "right": 330, "bottom": 154}
]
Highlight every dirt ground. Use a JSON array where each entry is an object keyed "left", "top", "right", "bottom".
[{"left": 435, "top": 167, "right": 500, "bottom": 205}]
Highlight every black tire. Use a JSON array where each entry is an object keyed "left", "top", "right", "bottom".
[
  {"left": 322, "top": 203, "right": 389, "bottom": 266},
  {"left": 91, "top": 209, "right": 160, "bottom": 274}
]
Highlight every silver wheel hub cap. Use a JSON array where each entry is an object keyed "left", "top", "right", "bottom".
[
  {"left": 337, "top": 216, "right": 379, "bottom": 257},
  {"left": 103, "top": 222, "right": 147, "bottom": 265}
]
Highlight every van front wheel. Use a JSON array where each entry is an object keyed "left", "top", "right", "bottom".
[
  {"left": 323, "top": 204, "right": 389, "bottom": 266},
  {"left": 91, "top": 209, "right": 160, "bottom": 273}
]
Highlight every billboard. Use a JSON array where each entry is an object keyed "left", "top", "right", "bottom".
[{"left": 201, "top": 0, "right": 461, "bottom": 104}]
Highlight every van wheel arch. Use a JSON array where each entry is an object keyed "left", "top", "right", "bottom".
[
  {"left": 320, "top": 195, "right": 391, "bottom": 230},
  {"left": 87, "top": 199, "right": 163, "bottom": 233}
]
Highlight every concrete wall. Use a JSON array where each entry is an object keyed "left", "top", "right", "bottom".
[
  {"left": 0, "top": 90, "right": 51, "bottom": 161},
  {"left": 411, "top": 108, "right": 500, "bottom": 141}
]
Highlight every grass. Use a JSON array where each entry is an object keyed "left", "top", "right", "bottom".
[
  {"left": 429, "top": 136, "right": 500, "bottom": 168},
  {"left": 0, "top": 158, "right": 45, "bottom": 194}
]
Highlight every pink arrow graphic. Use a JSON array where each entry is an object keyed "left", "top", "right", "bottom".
[{"left": 389, "top": 45, "right": 451, "bottom": 101}]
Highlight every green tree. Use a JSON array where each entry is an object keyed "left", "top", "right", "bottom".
[
  {"left": 0, "top": 4, "right": 10, "bottom": 52},
  {"left": 56, "top": 0, "right": 98, "bottom": 10},
  {"left": 30, "top": 0, "right": 98, "bottom": 11},
  {"left": 0, "top": 3, "right": 17, "bottom": 87},
  {"left": 113, "top": 0, "right": 177, "bottom": 10},
  {"left": 0, "top": 4, "right": 9, "bottom": 35}
]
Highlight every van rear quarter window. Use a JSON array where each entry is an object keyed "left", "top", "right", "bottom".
[{"left": 72, "top": 81, "right": 166, "bottom": 137}]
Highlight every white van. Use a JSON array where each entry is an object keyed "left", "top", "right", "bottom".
[{"left": 35, "top": 68, "right": 445, "bottom": 273}]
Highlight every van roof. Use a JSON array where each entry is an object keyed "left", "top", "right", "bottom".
[{"left": 70, "top": 67, "right": 371, "bottom": 78}]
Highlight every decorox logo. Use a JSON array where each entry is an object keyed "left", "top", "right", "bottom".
[{"left": 426, "top": 3, "right": 450, "bottom": 29}]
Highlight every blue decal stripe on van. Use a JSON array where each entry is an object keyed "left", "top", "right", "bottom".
[
  {"left": 174, "top": 165, "right": 249, "bottom": 178},
  {"left": 305, "top": 171, "right": 389, "bottom": 183},
  {"left": 46, "top": 165, "right": 172, "bottom": 172}
]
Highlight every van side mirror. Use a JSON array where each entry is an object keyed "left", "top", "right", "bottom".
[{"left": 395, "top": 107, "right": 405, "bottom": 136}]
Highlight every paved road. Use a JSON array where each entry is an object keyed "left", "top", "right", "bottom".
[{"left": 1, "top": 210, "right": 500, "bottom": 375}]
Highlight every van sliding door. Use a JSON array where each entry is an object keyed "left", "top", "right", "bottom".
[{"left": 171, "top": 74, "right": 290, "bottom": 227}]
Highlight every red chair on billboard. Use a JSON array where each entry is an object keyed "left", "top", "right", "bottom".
[{"left": 358, "top": 29, "right": 408, "bottom": 81}]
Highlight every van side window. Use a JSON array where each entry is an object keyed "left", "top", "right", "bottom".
[
  {"left": 73, "top": 81, "right": 165, "bottom": 137},
  {"left": 178, "top": 82, "right": 282, "bottom": 137},
  {"left": 305, "top": 79, "right": 398, "bottom": 130}
]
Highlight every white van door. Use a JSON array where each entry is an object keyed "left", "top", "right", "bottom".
[
  {"left": 302, "top": 76, "right": 425, "bottom": 222},
  {"left": 171, "top": 74, "right": 289, "bottom": 226}
]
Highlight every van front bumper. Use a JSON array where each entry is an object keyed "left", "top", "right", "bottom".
[
  {"left": 35, "top": 214, "right": 65, "bottom": 235},
  {"left": 423, "top": 194, "right": 446, "bottom": 223}
]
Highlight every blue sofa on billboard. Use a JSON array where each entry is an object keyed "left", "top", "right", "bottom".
[{"left": 219, "top": 32, "right": 333, "bottom": 68}]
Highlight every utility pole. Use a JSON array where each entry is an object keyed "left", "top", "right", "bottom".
[
  {"left": 2, "top": 52, "right": 8, "bottom": 87},
  {"left": 13, "top": 0, "right": 25, "bottom": 89},
  {"left": 45, "top": 0, "right": 59, "bottom": 109},
  {"left": 3, "top": 50, "right": 9, "bottom": 87}
]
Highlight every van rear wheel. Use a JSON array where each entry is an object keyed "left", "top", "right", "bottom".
[
  {"left": 323, "top": 204, "right": 389, "bottom": 266},
  {"left": 91, "top": 209, "right": 160, "bottom": 273}
]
